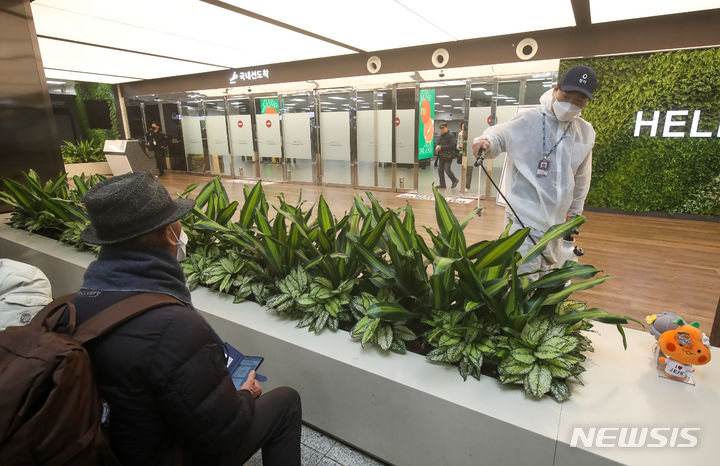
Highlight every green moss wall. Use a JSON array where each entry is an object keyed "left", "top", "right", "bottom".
[
  {"left": 74, "top": 82, "right": 122, "bottom": 144},
  {"left": 561, "top": 48, "right": 720, "bottom": 216}
]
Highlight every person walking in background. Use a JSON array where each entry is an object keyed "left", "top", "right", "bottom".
[
  {"left": 146, "top": 121, "right": 168, "bottom": 176},
  {"left": 435, "top": 122, "right": 459, "bottom": 189},
  {"left": 472, "top": 65, "right": 598, "bottom": 274}
]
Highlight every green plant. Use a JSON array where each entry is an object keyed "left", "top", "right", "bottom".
[
  {"left": 495, "top": 315, "right": 592, "bottom": 401},
  {"left": 61, "top": 139, "right": 105, "bottom": 164},
  {"left": 2, "top": 172, "right": 641, "bottom": 402},
  {"left": 349, "top": 291, "right": 417, "bottom": 354},
  {"left": 562, "top": 49, "right": 720, "bottom": 216}
]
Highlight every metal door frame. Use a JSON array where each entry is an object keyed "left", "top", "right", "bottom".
[{"left": 316, "top": 87, "right": 355, "bottom": 188}]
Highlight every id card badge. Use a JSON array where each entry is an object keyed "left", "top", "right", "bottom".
[{"left": 536, "top": 159, "right": 550, "bottom": 177}]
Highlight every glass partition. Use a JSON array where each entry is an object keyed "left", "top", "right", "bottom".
[
  {"left": 254, "top": 96, "right": 283, "bottom": 181},
  {"left": 319, "top": 90, "right": 352, "bottom": 186},
  {"left": 280, "top": 93, "right": 315, "bottom": 183},
  {"left": 180, "top": 102, "right": 206, "bottom": 173},
  {"left": 356, "top": 89, "right": 392, "bottom": 188},
  {"left": 204, "top": 99, "right": 231, "bottom": 176},
  {"left": 395, "top": 86, "right": 416, "bottom": 191},
  {"left": 227, "top": 98, "right": 255, "bottom": 178},
  {"left": 419, "top": 81, "right": 467, "bottom": 196}
]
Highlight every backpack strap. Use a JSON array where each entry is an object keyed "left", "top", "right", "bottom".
[
  {"left": 73, "top": 293, "right": 184, "bottom": 344},
  {"left": 29, "top": 293, "right": 79, "bottom": 333}
]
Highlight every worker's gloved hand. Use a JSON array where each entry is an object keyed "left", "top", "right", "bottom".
[{"left": 472, "top": 137, "right": 490, "bottom": 156}]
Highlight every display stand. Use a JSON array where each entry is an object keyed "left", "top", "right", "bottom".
[{"left": 103, "top": 139, "right": 158, "bottom": 176}]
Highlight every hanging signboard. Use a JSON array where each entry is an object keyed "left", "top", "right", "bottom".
[{"left": 418, "top": 88, "right": 436, "bottom": 160}]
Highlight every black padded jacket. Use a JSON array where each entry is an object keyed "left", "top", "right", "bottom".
[{"left": 66, "top": 289, "right": 254, "bottom": 466}]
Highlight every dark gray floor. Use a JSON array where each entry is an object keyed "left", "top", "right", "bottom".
[{"left": 244, "top": 424, "right": 387, "bottom": 466}]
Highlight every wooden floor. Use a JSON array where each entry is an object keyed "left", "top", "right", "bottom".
[{"left": 161, "top": 173, "right": 720, "bottom": 334}]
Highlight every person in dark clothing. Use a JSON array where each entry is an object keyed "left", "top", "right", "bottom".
[
  {"left": 146, "top": 121, "right": 168, "bottom": 176},
  {"left": 435, "top": 122, "right": 459, "bottom": 189},
  {"left": 69, "top": 172, "right": 302, "bottom": 466}
]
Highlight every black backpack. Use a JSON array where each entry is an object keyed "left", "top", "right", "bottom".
[{"left": 0, "top": 293, "right": 181, "bottom": 466}]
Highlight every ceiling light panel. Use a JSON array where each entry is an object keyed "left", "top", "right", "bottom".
[
  {"left": 38, "top": 38, "right": 224, "bottom": 80},
  {"left": 394, "top": 0, "right": 576, "bottom": 40},
  {"left": 589, "top": 0, "right": 720, "bottom": 23},
  {"left": 43, "top": 69, "right": 136, "bottom": 84},
  {"left": 31, "top": 0, "right": 353, "bottom": 70},
  {"left": 221, "top": 0, "right": 454, "bottom": 51}
]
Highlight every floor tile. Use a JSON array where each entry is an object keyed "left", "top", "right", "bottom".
[
  {"left": 301, "top": 424, "right": 337, "bottom": 455},
  {"left": 244, "top": 449, "right": 262, "bottom": 465},
  {"left": 301, "top": 444, "right": 325, "bottom": 466},
  {"left": 324, "top": 442, "right": 385, "bottom": 466},
  {"left": 316, "top": 458, "right": 343, "bottom": 466}
]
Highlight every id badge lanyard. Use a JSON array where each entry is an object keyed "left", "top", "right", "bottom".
[{"left": 538, "top": 114, "right": 571, "bottom": 177}]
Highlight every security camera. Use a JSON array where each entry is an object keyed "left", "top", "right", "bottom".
[
  {"left": 248, "top": 87, "right": 252, "bottom": 93},
  {"left": 515, "top": 38, "right": 538, "bottom": 60},
  {"left": 432, "top": 48, "right": 450, "bottom": 68},
  {"left": 367, "top": 56, "right": 382, "bottom": 74}
]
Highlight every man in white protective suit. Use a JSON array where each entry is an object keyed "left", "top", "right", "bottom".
[{"left": 472, "top": 65, "right": 598, "bottom": 275}]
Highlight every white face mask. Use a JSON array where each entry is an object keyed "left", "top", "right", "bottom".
[
  {"left": 552, "top": 99, "right": 582, "bottom": 121},
  {"left": 170, "top": 227, "right": 188, "bottom": 262}
]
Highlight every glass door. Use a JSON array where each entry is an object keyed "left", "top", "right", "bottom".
[
  {"left": 356, "top": 89, "right": 393, "bottom": 189},
  {"left": 280, "top": 92, "right": 315, "bottom": 183},
  {"left": 417, "top": 81, "right": 468, "bottom": 196},
  {"left": 394, "top": 86, "right": 416, "bottom": 191},
  {"left": 227, "top": 98, "right": 255, "bottom": 178},
  {"left": 204, "top": 98, "right": 231, "bottom": 176},
  {"left": 318, "top": 89, "right": 353, "bottom": 186},
  {"left": 180, "top": 101, "right": 207, "bottom": 173},
  {"left": 254, "top": 95, "right": 284, "bottom": 182}
]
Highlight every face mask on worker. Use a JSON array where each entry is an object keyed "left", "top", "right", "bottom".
[
  {"left": 552, "top": 99, "right": 582, "bottom": 121},
  {"left": 169, "top": 227, "right": 188, "bottom": 262}
]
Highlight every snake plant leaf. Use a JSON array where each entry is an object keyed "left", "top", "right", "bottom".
[
  {"left": 523, "top": 263, "right": 601, "bottom": 292},
  {"left": 317, "top": 195, "right": 335, "bottom": 234},
  {"left": 238, "top": 181, "right": 264, "bottom": 228},
  {"left": 194, "top": 178, "right": 216, "bottom": 209},
  {"left": 524, "top": 364, "right": 552, "bottom": 398},
  {"left": 518, "top": 215, "right": 585, "bottom": 265},
  {"left": 216, "top": 201, "right": 239, "bottom": 225},
  {"left": 474, "top": 228, "right": 529, "bottom": 271},
  {"left": 432, "top": 185, "right": 461, "bottom": 238},
  {"left": 539, "top": 276, "right": 613, "bottom": 308},
  {"left": 367, "top": 302, "right": 415, "bottom": 322},
  {"left": 459, "top": 207, "right": 480, "bottom": 230},
  {"left": 213, "top": 176, "right": 230, "bottom": 210}
]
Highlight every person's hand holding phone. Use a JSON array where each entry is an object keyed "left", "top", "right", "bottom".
[{"left": 240, "top": 370, "right": 262, "bottom": 398}]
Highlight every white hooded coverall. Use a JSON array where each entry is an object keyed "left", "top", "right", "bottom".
[{"left": 477, "top": 89, "right": 595, "bottom": 273}]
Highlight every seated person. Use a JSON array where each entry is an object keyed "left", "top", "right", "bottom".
[{"left": 69, "top": 172, "right": 302, "bottom": 465}]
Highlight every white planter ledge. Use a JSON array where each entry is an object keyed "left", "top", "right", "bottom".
[
  {"left": 64, "top": 161, "right": 112, "bottom": 178},
  {"left": 2, "top": 217, "right": 718, "bottom": 466}
]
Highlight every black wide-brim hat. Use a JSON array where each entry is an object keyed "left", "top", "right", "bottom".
[{"left": 81, "top": 172, "right": 195, "bottom": 245}]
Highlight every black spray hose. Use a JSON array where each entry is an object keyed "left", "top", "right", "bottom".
[{"left": 473, "top": 150, "right": 556, "bottom": 262}]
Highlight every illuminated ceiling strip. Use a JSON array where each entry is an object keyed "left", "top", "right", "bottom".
[
  {"left": 37, "top": 35, "right": 230, "bottom": 69},
  {"left": 45, "top": 67, "right": 142, "bottom": 81},
  {"left": 200, "top": 0, "right": 365, "bottom": 53}
]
